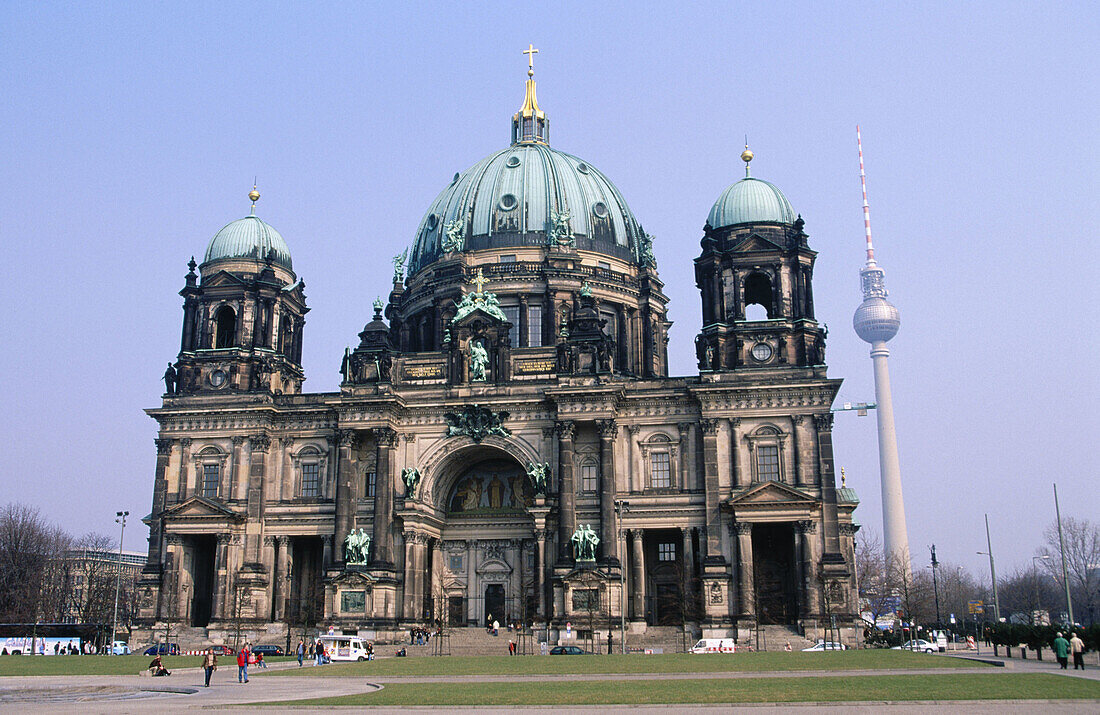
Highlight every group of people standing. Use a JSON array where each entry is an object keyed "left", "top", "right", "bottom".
[{"left": 1052, "top": 632, "right": 1087, "bottom": 670}]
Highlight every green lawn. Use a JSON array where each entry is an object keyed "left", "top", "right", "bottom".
[
  {"left": 0, "top": 654, "right": 297, "bottom": 676},
  {"left": 260, "top": 674, "right": 1100, "bottom": 707},
  {"left": 269, "top": 650, "right": 976, "bottom": 677}
]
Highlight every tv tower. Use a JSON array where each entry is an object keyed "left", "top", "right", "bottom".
[{"left": 852, "top": 126, "right": 911, "bottom": 575}]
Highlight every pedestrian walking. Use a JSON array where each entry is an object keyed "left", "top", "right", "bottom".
[
  {"left": 202, "top": 648, "right": 217, "bottom": 687},
  {"left": 236, "top": 646, "right": 249, "bottom": 683},
  {"left": 296, "top": 639, "right": 305, "bottom": 667},
  {"left": 607, "top": 632, "right": 613, "bottom": 654},
  {"left": 315, "top": 639, "right": 325, "bottom": 666},
  {"left": 1053, "top": 632, "right": 1070, "bottom": 669},
  {"left": 1069, "top": 633, "right": 1086, "bottom": 670}
]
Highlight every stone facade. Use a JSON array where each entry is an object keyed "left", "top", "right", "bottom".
[{"left": 135, "top": 82, "right": 860, "bottom": 646}]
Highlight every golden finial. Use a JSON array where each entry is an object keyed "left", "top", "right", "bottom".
[
  {"left": 472, "top": 267, "right": 488, "bottom": 295},
  {"left": 249, "top": 184, "right": 260, "bottom": 215},
  {"left": 840, "top": 467, "right": 847, "bottom": 487},
  {"left": 741, "top": 140, "right": 753, "bottom": 178},
  {"left": 523, "top": 44, "right": 539, "bottom": 78}
]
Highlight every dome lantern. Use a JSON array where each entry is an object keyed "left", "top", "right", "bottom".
[{"left": 512, "top": 44, "right": 549, "bottom": 145}]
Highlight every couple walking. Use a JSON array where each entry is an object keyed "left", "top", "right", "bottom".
[{"left": 1052, "top": 632, "right": 1087, "bottom": 670}]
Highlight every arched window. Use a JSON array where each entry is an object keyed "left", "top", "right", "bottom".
[
  {"left": 746, "top": 425, "right": 786, "bottom": 483},
  {"left": 214, "top": 305, "right": 236, "bottom": 348},
  {"left": 743, "top": 272, "right": 774, "bottom": 320}
]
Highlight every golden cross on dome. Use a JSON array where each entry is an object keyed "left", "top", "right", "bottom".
[
  {"left": 472, "top": 267, "right": 488, "bottom": 295},
  {"left": 523, "top": 44, "right": 539, "bottom": 77}
]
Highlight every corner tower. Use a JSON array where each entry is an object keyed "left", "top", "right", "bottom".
[
  {"left": 170, "top": 189, "right": 309, "bottom": 396},
  {"left": 694, "top": 148, "right": 826, "bottom": 372}
]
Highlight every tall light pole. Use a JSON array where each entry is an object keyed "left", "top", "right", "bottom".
[
  {"left": 929, "top": 545, "right": 941, "bottom": 625},
  {"left": 978, "top": 514, "right": 1000, "bottom": 623},
  {"left": 1032, "top": 555, "right": 1051, "bottom": 625},
  {"left": 852, "top": 126, "right": 910, "bottom": 575},
  {"left": 614, "top": 499, "right": 629, "bottom": 655},
  {"left": 1053, "top": 484, "right": 1075, "bottom": 625},
  {"left": 111, "top": 510, "right": 129, "bottom": 654}
]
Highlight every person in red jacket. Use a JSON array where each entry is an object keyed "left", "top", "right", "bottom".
[{"left": 236, "top": 646, "right": 249, "bottom": 683}]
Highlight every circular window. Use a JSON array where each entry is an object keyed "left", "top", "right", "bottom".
[
  {"left": 499, "top": 193, "right": 518, "bottom": 211},
  {"left": 209, "top": 369, "right": 228, "bottom": 388},
  {"left": 451, "top": 172, "right": 460, "bottom": 185},
  {"left": 751, "top": 343, "right": 773, "bottom": 362},
  {"left": 505, "top": 155, "right": 521, "bottom": 168},
  {"left": 592, "top": 202, "right": 609, "bottom": 218},
  {"left": 576, "top": 162, "right": 589, "bottom": 174},
  {"left": 426, "top": 214, "right": 438, "bottom": 230}
]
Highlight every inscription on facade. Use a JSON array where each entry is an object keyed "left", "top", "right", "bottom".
[
  {"left": 513, "top": 358, "right": 555, "bottom": 375},
  {"left": 404, "top": 363, "right": 445, "bottom": 380}
]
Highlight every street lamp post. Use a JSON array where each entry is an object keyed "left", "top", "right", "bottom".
[
  {"left": 614, "top": 499, "right": 629, "bottom": 655},
  {"left": 1032, "top": 555, "right": 1051, "bottom": 625},
  {"left": 929, "top": 544, "right": 941, "bottom": 625},
  {"left": 111, "top": 510, "right": 129, "bottom": 654},
  {"left": 978, "top": 513, "right": 1000, "bottom": 622},
  {"left": 1053, "top": 484, "right": 1075, "bottom": 626}
]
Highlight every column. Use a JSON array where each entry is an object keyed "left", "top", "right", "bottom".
[
  {"left": 402, "top": 530, "right": 417, "bottom": 620},
  {"left": 556, "top": 421, "right": 576, "bottom": 561},
  {"left": 626, "top": 425, "right": 640, "bottom": 492},
  {"left": 263, "top": 536, "right": 277, "bottom": 618},
  {"left": 676, "top": 423, "right": 692, "bottom": 490},
  {"left": 372, "top": 428, "right": 397, "bottom": 566},
  {"left": 212, "top": 533, "right": 230, "bottom": 620},
  {"left": 228, "top": 436, "right": 246, "bottom": 501},
  {"left": 734, "top": 522, "right": 754, "bottom": 617},
  {"left": 700, "top": 419, "right": 723, "bottom": 562},
  {"left": 681, "top": 527, "right": 695, "bottom": 613},
  {"left": 598, "top": 420, "right": 618, "bottom": 562},
  {"left": 175, "top": 438, "right": 192, "bottom": 501},
  {"left": 159, "top": 535, "right": 183, "bottom": 618},
  {"left": 280, "top": 438, "right": 294, "bottom": 501},
  {"left": 413, "top": 535, "right": 428, "bottom": 621},
  {"left": 321, "top": 535, "right": 332, "bottom": 571},
  {"left": 630, "top": 529, "right": 646, "bottom": 621},
  {"left": 730, "top": 418, "right": 745, "bottom": 489},
  {"left": 792, "top": 416, "right": 807, "bottom": 487},
  {"left": 273, "top": 536, "right": 289, "bottom": 621},
  {"left": 519, "top": 295, "right": 529, "bottom": 347},
  {"left": 146, "top": 439, "right": 173, "bottom": 569},
  {"left": 798, "top": 520, "right": 820, "bottom": 617},
  {"left": 430, "top": 538, "right": 443, "bottom": 623},
  {"left": 333, "top": 430, "right": 357, "bottom": 565},
  {"left": 245, "top": 434, "right": 270, "bottom": 564},
  {"left": 812, "top": 414, "right": 844, "bottom": 559},
  {"left": 534, "top": 529, "right": 548, "bottom": 620}
]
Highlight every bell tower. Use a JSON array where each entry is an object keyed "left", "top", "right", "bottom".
[
  {"left": 694, "top": 148, "right": 826, "bottom": 372},
  {"left": 168, "top": 189, "right": 308, "bottom": 396}
]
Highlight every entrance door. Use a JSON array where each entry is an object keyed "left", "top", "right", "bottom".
[
  {"left": 484, "top": 584, "right": 505, "bottom": 624},
  {"left": 655, "top": 583, "right": 683, "bottom": 625},
  {"left": 752, "top": 523, "right": 798, "bottom": 624},
  {"left": 447, "top": 596, "right": 466, "bottom": 627}
]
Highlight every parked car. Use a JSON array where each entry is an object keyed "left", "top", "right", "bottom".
[
  {"left": 111, "top": 641, "right": 131, "bottom": 655},
  {"left": 251, "top": 644, "right": 285, "bottom": 657},
  {"left": 548, "top": 645, "right": 587, "bottom": 655},
  {"left": 690, "top": 638, "right": 737, "bottom": 654},
  {"left": 207, "top": 645, "right": 234, "bottom": 656},
  {"left": 316, "top": 636, "right": 368, "bottom": 662},
  {"left": 142, "top": 643, "right": 180, "bottom": 656},
  {"left": 891, "top": 639, "right": 936, "bottom": 653},
  {"left": 801, "top": 641, "right": 847, "bottom": 651}
]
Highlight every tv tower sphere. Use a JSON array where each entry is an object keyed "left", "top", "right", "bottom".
[{"left": 854, "top": 294, "right": 900, "bottom": 343}]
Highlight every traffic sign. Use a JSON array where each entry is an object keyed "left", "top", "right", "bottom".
[{"left": 967, "top": 600, "right": 983, "bottom": 614}]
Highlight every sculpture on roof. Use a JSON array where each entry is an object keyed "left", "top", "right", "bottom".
[
  {"left": 467, "top": 340, "right": 489, "bottom": 382},
  {"left": 571, "top": 524, "right": 599, "bottom": 562},
  {"left": 442, "top": 219, "right": 466, "bottom": 253},
  {"left": 525, "top": 460, "right": 551, "bottom": 496},
  {"left": 547, "top": 209, "right": 574, "bottom": 247},
  {"left": 392, "top": 249, "right": 407, "bottom": 282}
]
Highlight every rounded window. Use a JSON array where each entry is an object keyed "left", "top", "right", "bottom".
[
  {"left": 426, "top": 214, "right": 438, "bottom": 230},
  {"left": 499, "top": 193, "right": 518, "bottom": 211},
  {"left": 592, "top": 201, "right": 609, "bottom": 218},
  {"left": 505, "top": 155, "right": 521, "bottom": 168},
  {"left": 751, "top": 342, "right": 773, "bottom": 362},
  {"left": 576, "top": 162, "right": 590, "bottom": 174}
]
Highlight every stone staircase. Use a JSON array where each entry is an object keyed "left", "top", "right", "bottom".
[{"left": 747, "top": 625, "right": 816, "bottom": 652}]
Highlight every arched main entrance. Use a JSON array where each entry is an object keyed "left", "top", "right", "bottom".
[{"left": 435, "top": 450, "right": 538, "bottom": 627}]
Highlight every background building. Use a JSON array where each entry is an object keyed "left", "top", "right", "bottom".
[{"left": 135, "top": 67, "right": 860, "bottom": 647}]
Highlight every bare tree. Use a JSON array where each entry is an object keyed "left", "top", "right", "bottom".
[
  {"left": 855, "top": 529, "right": 894, "bottom": 628},
  {"left": 1037, "top": 517, "right": 1100, "bottom": 625},
  {"left": 70, "top": 532, "right": 118, "bottom": 626},
  {"left": 999, "top": 567, "right": 1060, "bottom": 624},
  {"left": 0, "top": 503, "right": 72, "bottom": 622}
]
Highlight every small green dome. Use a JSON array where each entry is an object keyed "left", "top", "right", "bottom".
[
  {"left": 203, "top": 215, "right": 293, "bottom": 270},
  {"left": 708, "top": 177, "right": 796, "bottom": 229}
]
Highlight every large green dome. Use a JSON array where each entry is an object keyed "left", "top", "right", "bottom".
[
  {"left": 708, "top": 176, "right": 796, "bottom": 229},
  {"left": 409, "top": 143, "right": 647, "bottom": 275},
  {"left": 203, "top": 214, "right": 293, "bottom": 271}
]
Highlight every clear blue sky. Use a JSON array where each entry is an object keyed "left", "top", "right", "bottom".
[{"left": 1, "top": 2, "right": 1095, "bottom": 581}]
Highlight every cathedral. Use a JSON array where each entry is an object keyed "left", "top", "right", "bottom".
[{"left": 134, "top": 60, "right": 861, "bottom": 646}]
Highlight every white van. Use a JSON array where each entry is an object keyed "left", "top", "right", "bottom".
[
  {"left": 318, "top": 635, "right": 371, "bottom": 662},
  {"left": 690, "top": 638, "right": 736, "bottom": 654}
]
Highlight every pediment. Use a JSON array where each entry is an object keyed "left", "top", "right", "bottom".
[
  {"left": 728, "top": 481, "right": 816, "bottom": 507},
  {"left": 331, "top": 570, "right": 375, "bottom": 587},
  {"left": 162, "top": 495, "right": 242, "bottom": 521},
  {"left": 731, "top": 233, "right": 783, "bottom": 253},
  {"left": 451, "top": 307, "right": 509, "bottom": 329},
  {"left": 475, "top": 557, "right": 512, "bottom": 575},
  {"left": 442, "top": 576, "right": 466, "bottom": 590},
  {"left": 200, "top": 270, "right": 248, "bottom": 288}
]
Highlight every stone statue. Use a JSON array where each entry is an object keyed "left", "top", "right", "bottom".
[
  {"left": 571, "top": 524, "right": 600, "bottom": 561},
  {"left": 163, "top": 363, "right": 177, "bottom": 394},
  {"left": 467, "top": 340, "right": 488, "bottom": 382},
  {"left": 525, "top": 461, "right": 550, "bottom": 496},
  {"left": 402, "top": 467, "right": 421, "bottom": 498},
  {"left": 392, "top": 250, "right": 407, "bottom": 282},
  {"left": 640, "top": 232, "right": 658, "bottom": 268},
  {"left": 343, "top": 528, "right": 371, "bottom": 565},
  {"left": 580, "top": 281, "right": 593, "bottom": 298},
  {"left": 372, "top": 296, "right": 384, "bottom": 313},
  {"left": 442, "top": 219, "right": 466, "bottom": 253}
]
